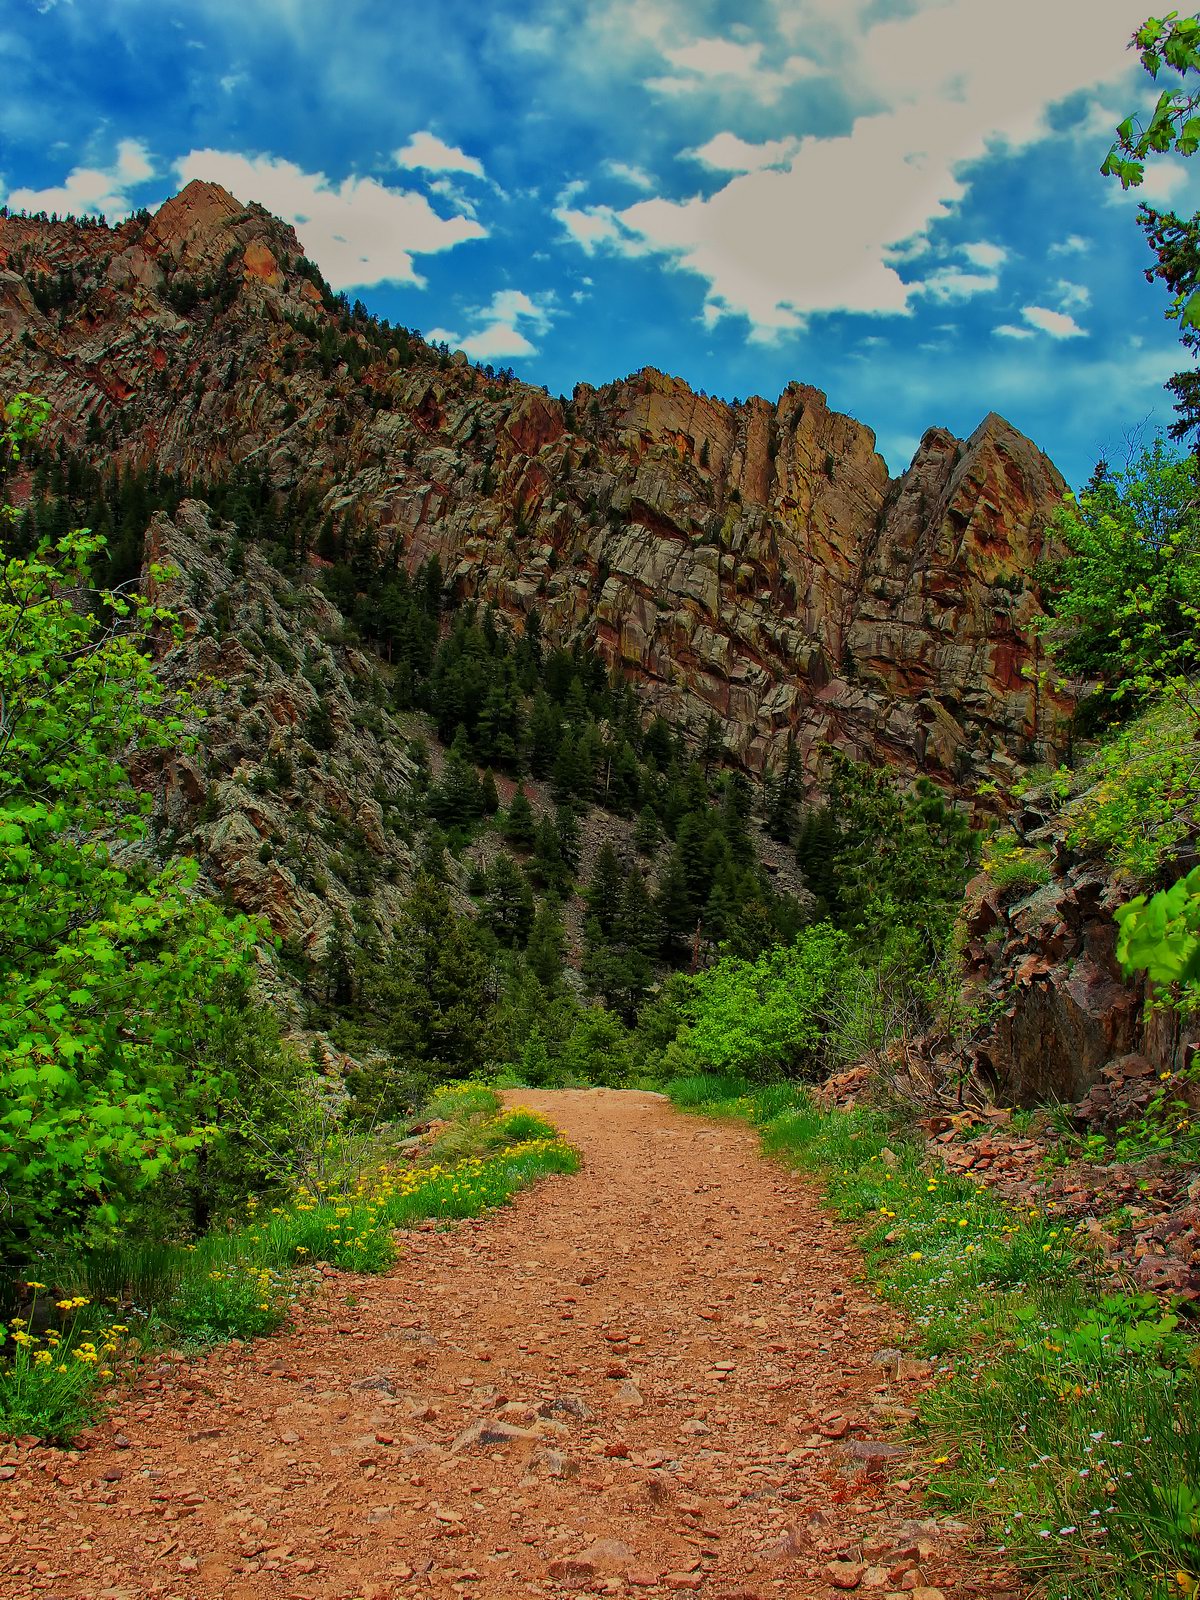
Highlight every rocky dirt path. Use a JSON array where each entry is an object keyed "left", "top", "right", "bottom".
[{"left": 1, "top": 1090, "right": 1021, "bottom": 1600}]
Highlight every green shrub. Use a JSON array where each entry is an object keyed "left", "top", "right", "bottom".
[
  {"left": 495, "top": 1107, "right": 556, "bottom": 1141},
  {"left": 166, "top": 1259, "right": 297, "bottom": 1341},
  {"left": 988, "top": 854, "right": 1053, "bottom": 893},
  {"left": 424, "top": 1082, "right": 501, "bottom": 1121}
]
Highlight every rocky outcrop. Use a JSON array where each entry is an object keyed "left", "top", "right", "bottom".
[
  {"left": 135, "top": 500, "right": 425, "bottom": 957},
  {"left": 0, "top": 181, "right": 1074, "bottom": 800},
  {"left": 961, "top": 862, "right": 1192, "bottom": 1105}
]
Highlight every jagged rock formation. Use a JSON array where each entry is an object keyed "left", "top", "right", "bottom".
[
  {"left": 962, "top": 863, "right": 1192, "bottom": 1106},
  {"left": 136, "top": 500, "right": 423, "bottom": 955},
  {"left": 0, "top": 180, "right": 1073, "bottom": 796}
]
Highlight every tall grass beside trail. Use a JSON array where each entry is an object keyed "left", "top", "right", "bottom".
[
  {"left": 668, "top": 1073, "right": 1200, "bottom": 1600},
  {"left": 0, "top": 1085, "right": 579, "bottom": 1444}
]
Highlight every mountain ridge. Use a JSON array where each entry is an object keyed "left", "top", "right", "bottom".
[{"left": 0, "top": 178, "right": 1074, "bottom": 793}]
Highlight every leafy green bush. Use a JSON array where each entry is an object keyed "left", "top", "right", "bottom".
[
  {"left": 677, "top": 924, "right": 848, "bottom": 1080},
  {"left": 0, "top": 398, "right": 264, "bottom": 1261},
  {"left": 1064, "top": 697, "right": 1199, "bottom": 876},
  {"left": 495, "top": 1106, "right": 557, "bottom": 1141},
  {"left": 424, "top": 1082, "right": 502, "bottom": 1121},
  {"left": 166, "top": 1259, "right": 297, "bottom": 1341},
  {"left": 1043, "top": 441, "right": 1200, "bottom": 700},
  {"left": 1116, "top": 862, "right": 1200, "bottom": 993},
  {"left": 986, "top": 850, "right": 1053, "bottom": 894}
]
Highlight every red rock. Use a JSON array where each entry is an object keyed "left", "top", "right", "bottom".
[{"left": 826, "top": 1560, "right": 866, "bottom": 1589}]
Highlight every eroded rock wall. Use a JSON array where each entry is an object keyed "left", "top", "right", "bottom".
[{"left": 0, "top": 180, "right": 1073, "bottom": 798}]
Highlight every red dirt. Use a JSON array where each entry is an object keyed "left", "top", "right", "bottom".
[{"left": 1, "top": 1089, "right": 1022, "bottom": 1600}]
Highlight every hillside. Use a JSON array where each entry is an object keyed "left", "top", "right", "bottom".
[{"left": 0, "top": 180, "right": 1072, "bottom": 796}]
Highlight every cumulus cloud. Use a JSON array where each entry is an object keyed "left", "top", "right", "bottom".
[
  {"left": 394, "top": 130, "right": 486, "bottom": 180},
  {"left": 648, "top": 35, "right": 822, "bottom": 101},
  {"left": 994, "top": 324, "right": 1037, "bottom": 340},
  {"left": 604, "top": 160, "right": 655, "bottom": 190},
  {"left": 1055, "top": 280, "right": 1091, "bottom": 310},
  {"left": 1021, "top": 304, "right": 1088, "bottom": 339},
  {"left": 562, "top": 0, "right": 1153, "bottom": 337},
  {"left": 554, "top": 201, "right": 625, "bottom": 254},
  {"left": 915, "top": 266, "right": 1001, "bottom": 303},
  {"left": 962, "top": 241, "right": 1007, "bottom": 271},
  {"left": 173, "top": 149, "right": 485, "bottom": 290},
  {"left": 686, "top": 132, "right": 801, "bottom": 173},
  {"left": 1050, "top": 234, "right": 1091, "bottom": 256},
  {"left": 5, "top": 137, "right": 154, "bottom": 221},
  {"left": 428, "top": 287, "right": 555, "bottom": 361}
]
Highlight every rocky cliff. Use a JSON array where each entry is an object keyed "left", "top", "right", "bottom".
[
  {"left": 0, "top": 180, "right": 1073, "bottom": 797},
  {"left": 135, "top": 499, "right": 424, "bottom": 960}
]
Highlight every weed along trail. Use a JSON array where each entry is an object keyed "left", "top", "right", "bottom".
[{"left": 2, "top": 1090, "right": 1004, "bottom": 1600}]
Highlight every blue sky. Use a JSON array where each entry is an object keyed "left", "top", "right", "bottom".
[{"left": 2, "top": 0, "right": 1197, "bottom": 487}]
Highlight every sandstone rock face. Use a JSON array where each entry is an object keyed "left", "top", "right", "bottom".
[
  {"left": 962, "top": 861, "right": 1196, "bottom": 1106},
  {"left": 0, "top": 181, "right": 1074, "bottom": 796}
]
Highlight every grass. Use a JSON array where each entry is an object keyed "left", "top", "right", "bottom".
[
  {"left": 667, "top": 1072, "right": 1200, "bottom": 1600},
  {"left": 1, "top": 1086, "right": 580, "bottom": 1443}
]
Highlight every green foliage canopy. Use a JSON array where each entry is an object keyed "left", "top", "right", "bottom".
[
  {"left": 0, "top": 396, "right": 259, "bottom": 1258},
  {"left": 1102, "top": 14, "right": 1200, "bottom": 440},
  {"left": 678, "top": 924, "right": 849, "bottom": 1080},
  {"left": 1044, "top": 441, "right": 1200, "bottom": 702}
]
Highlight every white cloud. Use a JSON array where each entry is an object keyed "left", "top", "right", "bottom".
[
  {"left": 962, "top": 241, "right": 1007, "bottom": 271},
  {"left": 428, "top": 323, "right": 538, "bottom": 359},
  {"left": 1055, "top": 279, "right": 1091, "bottom": 310},
  {"left": 648, "top": 35, "right": 822, "bottom": 101},
  {"left": 429, "top": 287, "right": 555, "bottom": 362},
  {"left": 427, "top": 176, "right": 479, "bottom": 218},
  {"left": 1050, "top": 234, "right": 1090, "bottom": 256},
  {"left": 604, "top": 160, "right": 655, "bottom": 190},
  {"left": 554, "top": 201, "right": 624, "bottom": 254},
  {"left": 1022, "top": 304, "right": 1087, "bottom": 339},
  {"left": 173, "top": 150, "right": 485, "bottom": 290},
  {"left": 1130, "top": 160, "right": 1192, "bottom": 205},
  {"left": 994, "top": 324, "right": 1036, "bottom": 340},
  {"left": 915, "top": 266, "right": 1000, "bottom": 302},
  {"left": 562, "top": 0, "right": 1158, "bottom": 337},
  {"left": 394, "top": 130, "right": 485, "bottom": 181},
  {"left": 687, "top": 132, "right": 801, "bottom": 173},
  {"left": 5, "top": 137, "right": 154, "bottom": 221}
]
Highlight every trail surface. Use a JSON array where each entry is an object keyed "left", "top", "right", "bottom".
[{"left": 2, "top": 1090, "right": 1018, "bottom": 1600}]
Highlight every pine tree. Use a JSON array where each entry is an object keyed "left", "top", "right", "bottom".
[
  {"left": 607, "top": 740, "right": 642, "bottom": 815},
  {"left": 552, "top": 730, "right": 589, "bottom": 806},
  {"left": 616, "top": 865, "right": 662, "bottom": 959},
  {"left": 429, "top": 725, "right": 484, "bottom": 827},
  {"left": 527, "top": 897, "right": 567, "bottom": 989},
  {"left": 503, "top": 785, "right": 537, "bottom": 852},
  {"left": 346, "top": 875, "right": 493, "bottom": 1120},
  {"left": 484, "top": 854, "right": 535, "bottom": 947},
  {"left": 700, "top": 714, "right": 724, "bottom": 772},
  {"left": 585, "top": 842, "right": 626, "bottom": 936},
  {"left": 324, "top": 911, "right": 356, "bottom": 1007},
  {"left": 554, "top": 803, "right": 582, "bottom": 873},
  {"left": 633, "top": 805, "right": 661, "bottom": 856},
  {"left": 765, "top": 736, "right": 803, "bottom": 843},
  {"left": 531, "top": 816, "right": 571, "bottom": 894},
  {"left": 655, "top": 851, "right": 696, "bottom": 950},
  {"left": 528, "top": 691, "right": 562, "bottom": 777}
]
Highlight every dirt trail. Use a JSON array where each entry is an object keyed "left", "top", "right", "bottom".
[{"left": 1, "top": 1090, "right": 1018, "bottom": 1600}]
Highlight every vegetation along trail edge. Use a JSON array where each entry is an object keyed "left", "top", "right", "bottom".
[{"left": 1, "top": 1089, "right": 994, "bottom": 1600}]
